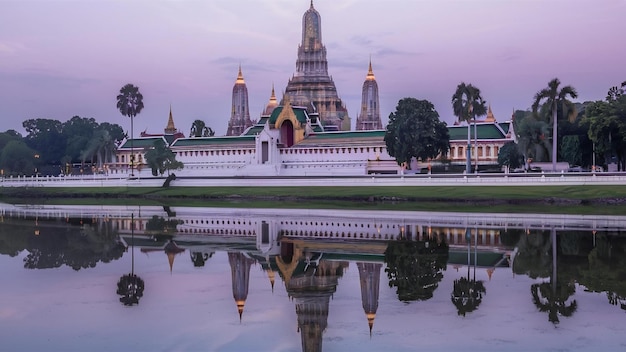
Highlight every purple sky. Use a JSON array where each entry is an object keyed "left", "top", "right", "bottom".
[{"left": 1, "top": 0, "right": 625, "bottom": 137}]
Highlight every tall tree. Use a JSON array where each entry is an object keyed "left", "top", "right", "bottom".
[
  {"left": 116, "top": 83, "right": 144, "bottom": 176},
  {"left": 497, "top": 141, "right": 524, "bottom": 171},
  {"left": 0, "top": 140, "right": 37, "bottom": 176},
  {"left": 62, "top": 116, "right": 99, "bottom": 163},
  {"left": 22, "top": 118, "right": 66, "bottom": 165},
  {"left": 583, "top": 82, "right": 626, "bottom": 170},
  {"left": 144, "top": 139, "right": 184, "bottom": 177},
  {"left": 190, "top": 119, "right": 215, "bottom": 137},
  {"left": 452, "top": 83, "right": 487, "bottom": 173},
  {"left": 384, "top": 98, "right": 449, "bottom": 170},
  {"left": 532, "top": 78, "right": 578, "bottom": 171}
]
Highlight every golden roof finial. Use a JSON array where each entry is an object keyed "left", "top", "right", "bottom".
[
  {"left": 366, "top": 57, "right": 375, "bottom": 81},
  {"left": 366, "top": 313, "right": 376, "bottom": 338},
  {"left": 236, "top": 300, "right": 245, "bottom": 323},
  {"left": 236, "top": 64, "right": 245, "bottom": 84},
  {"left": 165, "top": 104, "right": 177, "bottom": 134},
  {"left": 486, "top": 104, "right": 496, "bottom": 122}
]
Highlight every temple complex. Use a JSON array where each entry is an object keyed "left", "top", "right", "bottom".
[
  {"left": 355, "top": 60, "right": 382, "bottom": 130},
  {"left": 283, "top": 1, "right": 350, "bottom": 131},
  {"left": 226, "top": 66, "right": 253, "bottom": 136}
]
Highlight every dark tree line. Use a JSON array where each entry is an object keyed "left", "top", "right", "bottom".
[{"left": 0, "top": 117, "right": 125, "bottom": 176}]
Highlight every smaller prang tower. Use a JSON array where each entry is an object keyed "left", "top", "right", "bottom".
[
  {"left": 226, "top": 65, "right": 253, "bottom": 136},
  {"left": 356, "top": 59, "right": 382, "bottom": 130}
]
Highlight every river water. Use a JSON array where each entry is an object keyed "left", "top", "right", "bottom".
[{"left": 1, "top": 203, "right": 625, "bottom": 352}]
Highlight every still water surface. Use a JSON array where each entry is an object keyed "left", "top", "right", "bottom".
[{"left": 1, "top": 204, "right": 625, "bottom": 352}]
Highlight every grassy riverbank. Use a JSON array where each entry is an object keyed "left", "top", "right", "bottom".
[{"left": 1, "top": 185, "right": 626, "bottom": 215}]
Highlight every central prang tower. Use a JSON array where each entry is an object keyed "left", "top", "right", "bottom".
[{"left": 283, "top": 1, "right": 350, "bottom": 131}]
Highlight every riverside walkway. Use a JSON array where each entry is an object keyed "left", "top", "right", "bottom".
[{"left": 2, "top": 172, "right": 626, "bottom": 188}]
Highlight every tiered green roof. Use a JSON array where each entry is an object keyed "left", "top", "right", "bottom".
[
  {"left": 448, "top": 123, "right": 506, "bottom": 141},
  {"left": 296, "top": 130, "right": 386, "bottom": 146},
  {"left": 119, "top": 137, "right": 165, "bottom": 149},
  {"left": 268, "top": 106, "right": 309, "bottom": 125},
  {"left": 170, "top": 135, "right": 255, "bottom": 147}
]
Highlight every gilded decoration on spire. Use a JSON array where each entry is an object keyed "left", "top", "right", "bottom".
[
  {"left": 236, "top": 64, "right": 245, "bottom": 84},
  {"left": 486, "top": 104, "right": 496, "bottom": 122},
  {"left": 366, "top": 58, "right": 375, "bottom": 80},
  {"left": 164, "top": 105, "right": 177, "bottom": 134}
]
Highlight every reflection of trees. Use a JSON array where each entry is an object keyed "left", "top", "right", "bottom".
[
  {"left": 116, "top": 274, "right": 145, "bottom": 306},
  {"left": 512, "top": 230, "right": 552, "bottom": 279},
  {"left": 451, "top": 278, "right": 486, "bottom": 316},
  {"left": 577, "top": 232, "right": 626, "bottom": 313},
  {"left": 0, "top": 216, "right": 125, "bottom": 270},
  {"left": 530, "top": 281, "right": 577, "bottom": 324},
  {"left": 145, "top": 215, "right": 182, "bottom": 235},
  {"left": 384, "top": 233, "right": 449, "bottom": 302},
  {"left": 526, "top": 228, "right": 577, "bottom": 325},
  {"left": 191, "top": 252, "right": 214, "bottom": 267}
]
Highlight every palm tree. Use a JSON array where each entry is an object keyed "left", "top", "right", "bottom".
[
  {"left": 190, "top": 119, "right": 215, "bottom": 137},
  {"left": 532, "top": 78, "right": 578, "bottom": 172},
  {"left": 116, "top": 84, "right": 144, "bottom": 177},
  {"left": 452, "top": 83, "right": 487, "bottom": 173}
]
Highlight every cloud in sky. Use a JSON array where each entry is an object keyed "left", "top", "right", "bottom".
[{"left": 0, "top": 0, "right": 625, "bottom": 136}]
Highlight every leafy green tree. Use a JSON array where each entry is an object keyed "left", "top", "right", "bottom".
[
  {"left": 62, "top": 116, "right": 99, "bottom": 163},
  {"left": 560, "top": 135, "right": 582, "bottom": 167},
  {"left": 0, "top": 140, "right": 38, "bottom": 176},
  {"left": 516, "top": 113, "right": 552, "bottom": 163},
  {"left": 532, "top": 78, "right": 578, "bottom": 171},
  {"left": 583, "top": 84, "right": 626, "bottom": 170},
  {"left": 0, "top": 130, "right": 22, "bottom": 151},
  {"left": 452, "top": 83, "right": 487, "bottom": 173},
  {"left": 384, "top": 98, "right": 449, "bottom": 169},
  {"left": 190, "top": 119, "right": 215, "bottom": 137},
  {"left": 497, "top": 141, "right": 524, "bottom": 171},
  {"left": 81, "top": 129, "right": 117, "bottom": 170},
  {"left": 144, "top": 139, "right": 184, "bottom": 177},
  {"left": 116, "top": 83, "right": 144, "bottom": 176},
  {"left": 22, "top": 118, "right": 66, "bottom": 165}
]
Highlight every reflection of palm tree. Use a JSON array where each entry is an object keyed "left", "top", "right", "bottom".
[
  {"left": 451, "top": 229, "right": 486, "bottom": 316},
  {"left": 116, "top": 273, "right": 145, "bottom": 306},
  {"left": 191, "top": 252, "right": 213, "bottom": 267},
  {"left": 530, "top": 228, "right": 577, "bottom": 324},
  {"left": 117, "top": 213, "right": 144, "bottom": 306},
  {"left": 531, "top": 281, "right": 577, "bottom": 324},
  {"left": 451, "top": 277, "right": 486, "bottom": 316}
]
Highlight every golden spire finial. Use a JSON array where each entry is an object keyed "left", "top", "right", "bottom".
[
  {"left": 366, "top": 313, "right": 376, "bottom": 338},
  {"left": 236, "top": 300, "right": 245, "bottom": 323},
  {"left": 486, "top": 104, "right": 495, "bottom": 122},
  {"left": 236, "top": 64, "right": 245, "bottom": 84},
  {"left": 165, "top": 104, "right": 176, "bottom": 134},
  {"left": 366, "top": 57, "right": 375, "bottom": 80},
  {"left": 271, "top": 83, "right": 276, "bottom": 100}
]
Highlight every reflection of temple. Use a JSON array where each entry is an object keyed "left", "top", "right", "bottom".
[
  {"left": 357, "top": 262, "right": 381, "bottom": 336},
  {"left": 279, "top": 253, "right": 348, "bottom": 352},
  {"left": 228, "top": 252, "right": 256, "bottom": 322}
]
